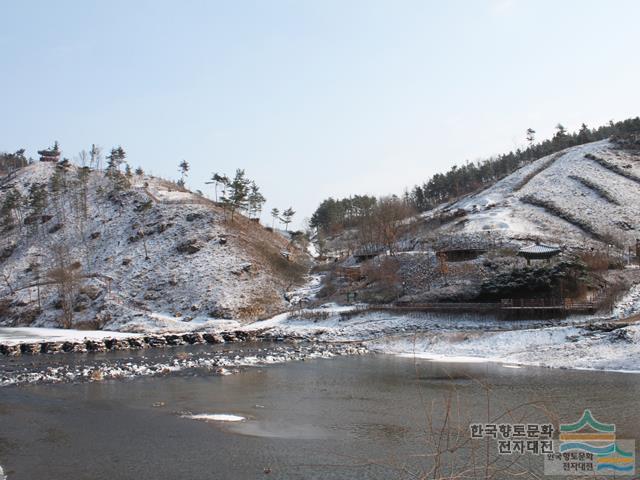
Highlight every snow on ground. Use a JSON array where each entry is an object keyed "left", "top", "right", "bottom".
[
  {"left": 0, "top": 163, "right": 308, "bottom": 330},
  {"left": 612, "top": 283, "right": 640, "bottom": 318},
  {"left": 369, "top": 324, "right": 640, "bottom": 373},
  {"left": 182, "top": 414, "right": 246, "bottom": 422},
  {"left": 116, "top": 313, "right": 242, "bottom": 334},
  {"left": 240, "top": 282, "right": 640, "bottom": 373},
  {"left": 243, "top": 304, "right": 598, "bottom": 341},
  {"left": 0, "top": 327, "right": 138, "bottom": 346},
  {"left": 422, "top": 140, "right": 640, "bottom": 247}
]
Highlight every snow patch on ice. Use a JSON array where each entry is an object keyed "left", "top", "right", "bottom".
[{"left": 182, "top": 413, "right": 246, "bottom": 422}]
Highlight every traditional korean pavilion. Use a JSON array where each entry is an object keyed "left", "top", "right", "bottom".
[
  {"left": 38, "top": 142, "right": 61, "bottom": 162},
  {"left": 517, "top": 243, "right": 561, "bottom": 265}
]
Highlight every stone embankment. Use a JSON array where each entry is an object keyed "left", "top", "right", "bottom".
[{"left": 0, "top": 329, "right": 307, "bottom": 357}]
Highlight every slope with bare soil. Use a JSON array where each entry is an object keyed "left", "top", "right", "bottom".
[{"left": 0, "top": 163, "right": 310, "bottom": 331}]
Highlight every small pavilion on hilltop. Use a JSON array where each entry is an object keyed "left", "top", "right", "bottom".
[
  {"left": 38, "top": 142, "right": 61, "bottom": 163},
  {"left": 517, "top": 243, "right": 561, "bottom": 265}
]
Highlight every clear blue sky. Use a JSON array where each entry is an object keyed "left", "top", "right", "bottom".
[{"left": 2, "top": 0, "right": 639, "bottom": 226}]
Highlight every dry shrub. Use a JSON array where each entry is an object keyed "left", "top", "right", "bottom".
[
  {"left": 0, "top": 299, "right": 10, "bottom": 317},
  {"left": 317, "top": 274, "right": 338, "bottom": 299},
  {"left": 579, "top": 250, "right": 624, "bottom": 271},
  {"left": 579, "top": 250, "right": 611, "bottom": 271},
  {"left": 596, "top": 280, "right": 630, "bottom": 313},
  {"left": 291, "top": 310, "right": 330, "bottom": 322},
  {"left": 310, "top": 262, "right": 335, "bottom": 273},
  {"left": 74, "top": 319, "right": 104, "bottom": 330},
  {"left": 362, "top": 257, "right": 400, "bottom": 286}
]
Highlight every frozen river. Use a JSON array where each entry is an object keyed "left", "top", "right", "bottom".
[{"left": 0, "top": 347, "right": 639, "bottom": 479}]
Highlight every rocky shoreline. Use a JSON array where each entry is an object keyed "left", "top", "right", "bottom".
[
  {"left": 0, "top": 329, "right": 304, "bottom": 357},
  {"left": 0, "top": 333, "right": 368, "bottom": 387}
]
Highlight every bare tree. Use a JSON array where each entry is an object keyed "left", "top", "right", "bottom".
[
  {"left": 46, "top": 245, "right": 83, "bottom": 328},
  {"left": 89, "top": 144, "right": 102, "bottom": 170},
  {"left": 358, "top": 196, "right": 414, "bottom": 256}
]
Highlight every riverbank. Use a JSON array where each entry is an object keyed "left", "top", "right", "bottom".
[
  {"left": 0, "top": 340, "right": 367, "bottom": 387},
  {"left": 2, "top": 282, "right": 639, "bottom": 382}
]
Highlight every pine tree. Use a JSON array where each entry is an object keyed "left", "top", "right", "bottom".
[
  {"left": 223, "top": 169, "right": 250, "bottom": 220},
  {"left": 248, "top": 182, "right": 266, "bottom": 219},
  {"left": 106, "top": 146, "right": 126, "bottom": 175},
  {"left": 282, "top": 207, "right": 295, "bottom": 231},
  {"left": 271, "top": 208, "right": 280, "bottom": 228},
  {"left": 206, "top": 172, "right": 229, "bottom": 202},
  {"left": 27, "top": 183, "right": 48, "bottom": 216},
  {"left": 105, "top": 146, "right": 129, "bottom": 191},
  {"left": 1, "top": 187, "right": 23, "bottom": 229},
  {"left": 577, "top": 123, "right": 591, "bottom": 143},
  {"left": 26, "top": 182, "right": 48, "bottom": 236},
  {"left": 526, "top": 128, "right": 536, "bottom": 146},
  {"left": 76, "top": 167, "right": 90, "bottom": 221},
  {"left": 178, "top": 160, "right": 189, "bottom": 184}
]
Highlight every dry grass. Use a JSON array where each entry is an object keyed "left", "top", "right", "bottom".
[
  {"left": 578, "top": 250, "right": 616, "bottom": 272},
  {"left": 596, "top": 279, "right": 631, "bottom": 313}
]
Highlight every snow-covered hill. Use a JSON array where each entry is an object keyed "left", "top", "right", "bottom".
[
  {"left": 0, "top": 163, "right": 310, "bottom": 331},
  {"left": 422, "top": 139, "right": 640, "bottom": 249}
]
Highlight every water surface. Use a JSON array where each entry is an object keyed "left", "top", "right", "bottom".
[{"left": 0, "top": 353, "right": 638, "bottom": 479}]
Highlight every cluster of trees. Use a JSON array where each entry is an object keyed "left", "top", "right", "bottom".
[
  {"left": 207, "top": 169, "right": 266, "bottom": 221},
  {"left": 308, "top": 117, "right": 640, "bottom": 256},
  {"left": 309, "top": 195, "right": 377, "bottom": 234},
  {"left": 355, "top": 196, "right": 414, "bottom": 255},
  {"left": 0, "top": 141, "right": 146, "bottom": 327},
  {"left": 269, "top": 207, "right": 296, "bottom": 231},
  {"left": 407, "top": 118, "right": 640, "bottom": 211},
  {"left": 0, "top": 149, "right": 29, "bottom": 174}
]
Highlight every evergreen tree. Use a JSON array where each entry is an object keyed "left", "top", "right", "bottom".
[
  {"left": 75, "top": 167, "right": 90, "bottom": 220},
  {"left": 281, "top": 207, "right": 295, "bottom": 231},
  {"left": 222, "top": 169, "right": 250, "bottom": 220},
  {"left": 248, "top": 182, "right": 266, "bottom": 219},
  {"left": 577, "top": 123, "right": 591, "bottom": 143},
  {"left": 106, "top": 146, "right": 126, "bottom": 175},
  {"left": 206, "top": 172, "right": 229, "bottom": 202},
  {"left": 178, "top": 160, "right": 189, "bottom": 184},
  {"left": 27, "top": 182, "right": 48, "bottom": 235},
  {"left": 270, "top": 208, "right": 280, "bottom": 228},
  {"left": 0, "top": 187, "right": 23, "bottom": 229},
  {"left": 526, "top": 128, "right": 536, "bottom": 146},
  {"left": 105, "top": 146, "right": 129, "bottom": 191}
]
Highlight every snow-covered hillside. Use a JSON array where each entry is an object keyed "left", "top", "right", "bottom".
[
  {"left": 0, "top": 163, "right": 310, "bottom": 331},
  {"left": 422, "top": 139, "right": 640, "bottom": 248}
]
